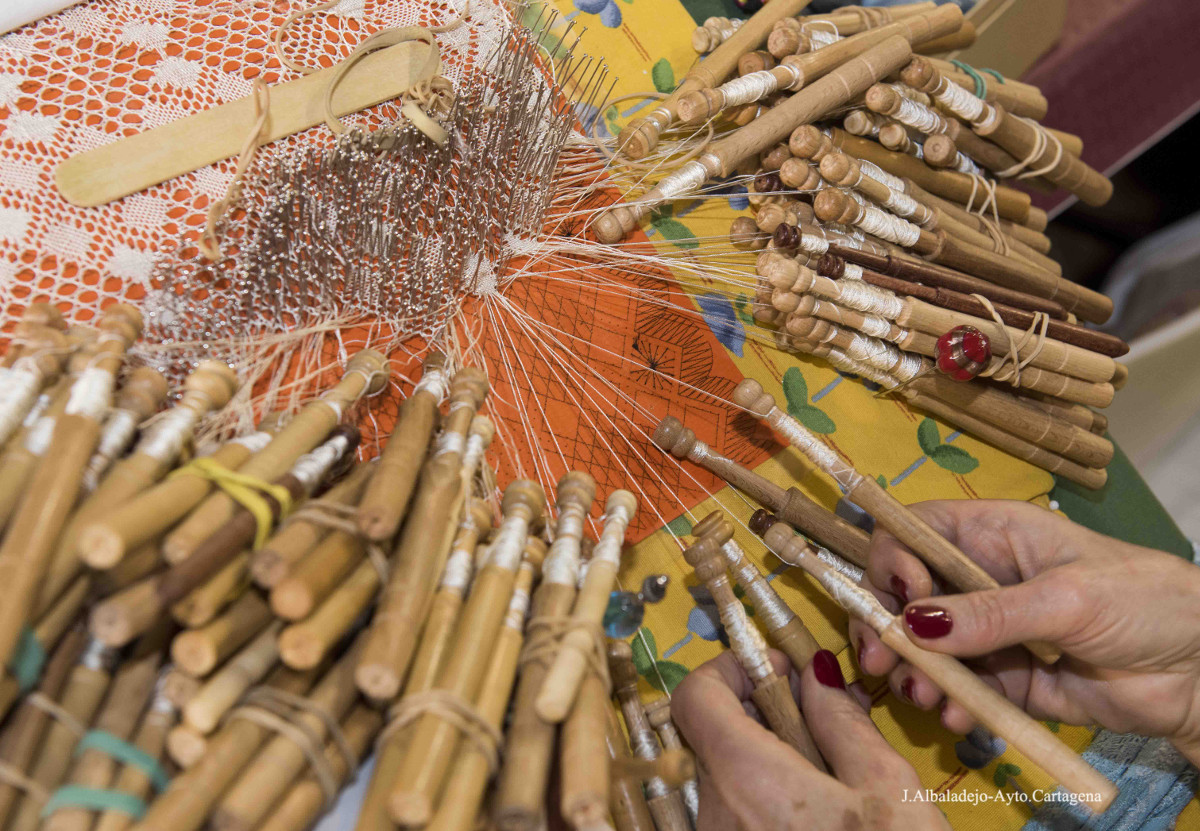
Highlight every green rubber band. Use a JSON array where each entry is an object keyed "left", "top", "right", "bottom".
[
  {"left": 950, "top": 59, "right": 988, "bottom": 99},
  {"left": 981, "top": 67, "right": 1007, "bottom": 84},
  {"left": 9, "top": 627, "right": 46, "bottom": 692},
  {"left": 75, "top": 731, "right": 170, "bottom": 793},
  {"left": 41, "top": 786, "right": 147, "bottom": 819}
]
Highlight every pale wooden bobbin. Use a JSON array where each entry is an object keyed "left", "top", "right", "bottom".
[
  {"left": 605, "top": 696, "right": 657, "bottom": 831},
  {"left": 171, "top": 590, "right": 273, "bottom": 678},
  {"left": 424, "top": 543, "right": 542, "bottom": 831},
  {"left": 683, "top": 516, "right": 825, "bottom": 767},
  {"left": 495, "top": 470, "right": 596, "bottom": 831},
  {"left": 0, "top": 303, "right": 142, "bottom": 671},
  {"left": 595, "top": 35, "right": 916, "bottom": 243},
  {"left": 644, "top": 698, "right": 700, "bottom": 825},
  {"left": 355, "top": 367, "right": 489, "bottom": 702},
  {"left": 163, "top": 349, "right": 388, "bottom": 563},
  {"left": 182, "top": 622, "right": 283, "bottom": 735},
  {"left": 387, "top": 481, "right": 546, "bottom": 827},
  {"left": 80, "top": 365, "right": 170, "bottom": 492},
  {"left": 358, "top": 352, "right": 449, "bottom": 541},
  {"left": 763, "top": 521, "right": 1118, "bottom": 811},
  {"left": 559, "top": 660, "right": 612, "bottom": 831},
  {"left": 732, "top": 378, "right": 1060, "bottom": 665},
  {"left": 616, "top": 0, "right": 810, "bottom": 160},
  {"left": 766, "top": 3, "right": 938, "bottom": 58},
  {"left": 652, "top": 414, "right": 870, "bottom": 566},
  {"left": 535, "top": 489, "right": 638, "bottom": 723},
  {"left": 608, "top": 641, "right": 691, "bottom": 831},
  {"left": 0, "top": 321, "right": 68, "bottom": 448},
  {"left": 93, "top": 683, "right": 177, "bottom": 831}
]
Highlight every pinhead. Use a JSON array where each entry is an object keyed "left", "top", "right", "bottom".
[{"left": 468, "top": 500, "right": 495, "bottom": 532}]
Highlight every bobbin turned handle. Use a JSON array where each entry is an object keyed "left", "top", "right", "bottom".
[{"left": 592, "top": 203, "right": 649, "bottom": 245}]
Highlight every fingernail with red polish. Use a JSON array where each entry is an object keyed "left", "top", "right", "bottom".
[
  {"left": 905, "top": 605, "right": 952, "bottom": 639},
  {"left": 812, "top": 649, "right": 846, "bottom": 690},
  {"left": 890, "top": 575, "right": 909, "bottom": 604},
  {"left": 900, "top": 676, "right": 915, "bottom": 703}
]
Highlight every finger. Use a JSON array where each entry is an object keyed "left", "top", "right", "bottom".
[
  {"left": 902, "top": 569, "right": 1088, "bottom": 658},
  {"left": 938, "top": 667, "right": 1009, "bottom": 734},
  {"left": 867, "top": 526, "right": 939, "bottom": 604},
  {"left": 889, "top": 664, "right": 945, "bottom": 712},
  {"left": 800, "top": 650, "right": 923, "bottom": 792},
  {"left": 697, "top": 768, "right": 741, "bottom": 831},
  {"left": 848, "top": 618, "right": 900, "bottom": 678}
]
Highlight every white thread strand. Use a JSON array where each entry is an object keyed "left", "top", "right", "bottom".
[
  {"left": 719, "top": 71, "right": 781, "bottom": 108},
  {"left": 856, "top": 204, "right": 921, "bottom": 248},
  {"left": 815, "top": 546, "right": 864, "bottom": 583},
  {"left": 439, "top": 544, "right": 474, "bottom": 591},
  {"left": 882, "top": 189, "right": 921, "bottom": 219},
  {"left": 290, "top": 434, "right": 350, "bottom": 491},
  {"left": 81, "top": 408, "right": 140, "bottom": 491},
  {"left": 135, "top": 407, "right": 200, "bottom": 462},
  {"left": 817, "top": 568, "right": 891, "bottom": 631},
  {"left": 543, "top": 504, "right": 586, "bottom": 586},
  {"left": 894, "top": 94, "right": 945, "bottom": 135},
  {"left": 413, "top": 368, "right": 451, "bottom": 402},
  {"left": 858, "top": 159, "right": 904, "bottom": 192},
  {"left": 721, "top": 540, "right": 794, "bottom": 631},
  {"left": 718, "top": 585, "right": 771, "bottom": 682},
  {"left": 935, "top": 77, "right": 985, "bottom": 124},
  {"left": 504, "top": 578, "right": 532, "bottom": 630},
  {"left": 0, "top": 367, "right": 41, "bottom": 445},
  {"left": 65, "top": 367, "right": 114, "bottom": 420},
  {"left": 487, "top": 513, "right": 530, "bottom": 572},
  {"left": 594, "top": 503, "right": 632, "bottom": 568},
  {"left": 836, "top": 279, "right": 904, "bottom": 319},
  {"left": 435, "top": 431, "right": 465, "bottom": 457},
  {"left": 230, "top": 430, "right": 273, "bottom": 453},
  {"left": 654, "top": 161, "right": 709, "bottom": 202}
]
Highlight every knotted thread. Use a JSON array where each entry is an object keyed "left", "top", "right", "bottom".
[
  {"left": 229, "top": 687, "right": 357, "bottom": 809},
  {"left": 381, "top": 690, "right": 503, "bottom": 773},
  {"left": 283, "top": 500, "right": 390, "bottom": 583},
  {"left": 971, "top": 293, "right": 1050, "bottom": 388}
]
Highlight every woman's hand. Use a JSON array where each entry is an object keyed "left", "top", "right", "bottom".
[
  {"left": 672, "top": 648, "right": 950, "bottom": 830},
  {"left": 850, "top": 499, "right": 1200, "bottom": 765}
]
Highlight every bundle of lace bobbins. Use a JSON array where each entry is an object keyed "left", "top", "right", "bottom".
[{"left": 597, "top": 0, "right": 1127, "bottom": 490}]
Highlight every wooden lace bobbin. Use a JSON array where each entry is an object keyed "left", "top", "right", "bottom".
[
  {"left": 209, "top": 641, "right": 366, "bottom": 831},
  {"left": 170, "top": 553, "right": 250, "bottom": 629},
  {"left": 604, "top": 697, "right": 656, "bottom": 831},
  {"left": 255, "top": 705, "right": 381, "bottom": 831},
  {"left": 8, "top": 638, "right": 120, "bottom": 831},
  {"left": 730, "top": 216, "right": 770, "bottom": 251},
  {"left": 89, "top": 545, "right": 160, "bottom": 605},
  {"left": 738, "top": 50, "right": 775, "bottom": 76},
  {"left": 811, "top": 188, "right": 1105, "bottom": 324},
  {"left": 678, "top": 6, "right": 963, "bottom": 126},
  {"left": 595, "top": 36, "right": 915, "bottom": 244},
  {"left": 693, "top": 16, "right": 743, "bottom": 54},
  {"left": 878, "top": 121, "right": 923, "bottom": 157},
  {"left": 608, "top": 641, "right": 691, "bottom": 831},
  {"left": 823, "top": 127, "right": 1034, "bottom": 226},
  {"left": 495, "top": 471, "right": 596, "bottom": 831},
  {"left": 616, "top": 0, "right": 810, "bottom": 160},
  {"left": 901, "top": 180, "right": 1052, "bottom": 254},
  {"left": 761, "top": 522, "right": 1117, "bottom": 810},
  {"left": 133, "top": 645, "right": 347, "bottom": 831},
  {"left": 93, "top": 685, "right": 177, "bottom": 831},
  {"left": 0, "top": 324, "right": 69, "bottom": 449},
  {"left": 682, "top": 519, "right": 825, "bottom": 767},
  {"left": 814, "top": 251, "right": 1126, "bottom": 358},
  {"left": 81, "top": 366, "right": 170, "bottom": 492},
  {"left": 1019, "top": 389, "right": 1107, "bottom": 435},
  {"left": 42, "top": 623, "right": 170, "bottom": 831},
  {"left": 355, "top": 368, "right": 490, "bottom": 702},
  {"left": 559, "top": 664, "right": 612, "bottom": 831},
  {"left": 358, "top": 353, "right": 449, "bottom": 542},
  {"left": 921, "top": 57, "right": 1047, "bottom": 120},
  {"left": 160, "top": 669, "right": 202, "bottom": 711},
  {"left": 760, "top": 143, "right": 793, "bottom": 170},
  {"left": 253, "top": 461, "right": 376, "bottom": 589},
  {"left": 643, "top": 699, "right": 700, "bottom": 824},
  {"left": 0, "top": 304, "right": 142, "bottom": 669},
  {"left": 171, "top": 590, "right": 273, "bottom": 678},
  {"left": 902, "top": 58, "right": 1112, "bottom": 207},
  {"left": 817, "top": 152, "right": 1064, "bottom": 281},
  {"left": 386, "top": 482, "right": 546, "bottom": 827},
  {"left": 353, "top": 508, "right": 492, "bottom": 831},
  {"left": 535, "top": 489, "right": 638, "bottom": 723},
  {"left": 182, "top": 622, "right": 282, "bottom": 735},
  {"left": 164, "top": 724, "right": 207, "bottom": 770},
  {"left": 731, "top": 378, "right": 1060, "bottom": 665},
  {"left": 78, "top": 418, "right": 276, "bottom": 570},
  {"left": 162, "top": 349, "right": 388, "bottom": 562},
  {"left": 766, "top": 3, "right": 938, "bottom": 58},
  {"left": 653, "top": 415, "right": 870, "bottom": 567},
  {"left": 425, "top": 544, "right": 542, "bottom": 831},
  {"left": 278, "top": 557, "right": 381, "bottom": 671},
  {"left": 0, "top": 627, "right": 85, "bottom": 827}
]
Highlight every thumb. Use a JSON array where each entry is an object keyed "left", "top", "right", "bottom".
[{"left": 901, "top": 571, "right": 1085, "bottom": 658}]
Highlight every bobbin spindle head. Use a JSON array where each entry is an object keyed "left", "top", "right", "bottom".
[
  {"left": 23, "top": 302, "right": 66, "bottom": 330},
  {"left": 19, "top": 325, "right": 68, "bottom": 376},
  {"left": 693, "top": 511, "right": 734, "bottom": 546},
  {"left": 186, "top": 360, "right": 238, "bottom": 409},
  {"left": 770, "top": 289, "right": 800, "bottom": 315},
  {"left": 899, "top": 57, "right": 937, "bottom": 94},
  {"left": 923, "top": 135, "right": 959, "bottom": 169},
  {"left": 761, "top": 143, "right": 793, "bottom": 172},
  {"left": 843, "top": 110, "right": 875, "bottom": 137},
  {"left": 651, "top": 415, "right": 695, "bottom": 459},
  {"left": 681, "top": 535, "right": 725, "bottom": 583},
  {"left": 449, "top": 366, "right": 489, "bottom": 409},
  {"left": 468, "top": 500, "right": 495, "bottom": 535},
  {"left": 607, "top": 639, "right": 640, "bottom": 694},
  {"left": 792, "top": 294, "right": 817, "bottom": 317},
  {"left": 501, "top": 479, "right": 546, "bottom": 525},
  {"left": 878, "top": 123, "right": 910, "bottom": 153},
  {"left": 729, "top": 216, "right": 767, "bottom": 251},
  {"left": 423, "top": 351, "right": 448, "bottom": 373},
  {"left": 117, "top": 366, "right": 169, "bottom": 417},
  {"left": 468, "top": 414, "right": 496, "bottom": 447},
  {"left": 346, "top": 349, "right": 391, "bottom": 395},
  {"left": 818, "top": 153, "right": 856, "bottom": 188},
  {"left": 935, "top": 325, "right": 991, "bottom": 381},
  {"left": 784, "top": 315, "right": 819, "bottom": 340},
  {"left": 737, "top": 50, "right": 774, "bottom": 77},
  {"left": 816, "top": 254, "right": 845, "bottom": 279},
  {"left": 100, "top": 302, "right": 144, "bottom": 342},
  {"left": 522, "top": 537, "right": 549, "bottom": 573},
  {"left": 731, "top": 379, "right": 775, "bottom": 417},
  {"left": 778, "top": 158, "right": 819, "bottom": 191},
  {"left": 755, "top": 204, "right": 786, "bottom": 234},
  {"left": 616, "top": 120, "right": 657, "bottom": 162},
  {"left": 813, "top": 188, "right": 853, "bottom": 225},
  {"left": 761, "top": 521, "right": 796, "bottom": 557},
  {"left": 766, "top": 27, "right": 800, "bottom": 59},
  {"left": 865, "top": 83, "right": 903, "bottom": 117},
  {"left": 605, "top": 489, "right": 638, "bottom": 521},
  {"left": 771, "top": 222, "right": 801, "bottom": 254},
  {"left": 644, "top": 696, "right": 672, "bottom": 729},
  {"left": 556, "top": 470, "right": 596, "bottom": 511},
  {"left": 788, "top": 125, "right": 828, "bottom": 161},
  {"left": 677, "top": 90, "right": 721, "bottom": 125},
  {"left": 591, "top": 204, "right": 644, "bottom": 245}
]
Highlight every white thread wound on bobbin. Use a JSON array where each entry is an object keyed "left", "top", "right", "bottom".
[
  {"left": 719, "top": 70, "right": 783, "bottom": 108},
  {"left": 855, "top": 313, "right": 894, "bottom": 340},
  {"left": 319, "top": 397, "right": 344, "bottom": 422},
  {"left": 135, "top": 407, "right": 200, "bottom": 462},
  {"left": 718, "top": 586, "right": 772, "bottom": 682},
  {"left": 413, "top": 368, "right": 451, "bottom": 402},
  {"left": 842, "top": 262, "right": 864, "bottom": 280},
  {"left": 504, "top": 578, "right": 532, "bottom": 630},
  {"left": 594, "top": 504, "right": 632, "bottom": 568},
  {"left": 488, "top": 514, "right": 530, "bottom": 572},
  {"left": 721, "top": 540, "right": 793, "bottom": 631},
  {"left": 856, "top": 204, "right": 921, "bottom": 248},
  {"left": 439, "top": 544, "right": 474, "bottom": 592},
  {"left": 290, "top": 434, "right": 349, "bottom": 491},
  {"left": 954, "top": 153, "right": 984, "bottom": 177},
  {"left": 65, "top": 367, "right": 114, "bottom": 420},
  {"left": 767, "top": 409, "right": 848, "bottom": 480},
  {"left": 654, "top": 161, "right": 710, "bottom": 204},
  {"left": 435, "top": 431, "right": 465, "bottom": 457},
  {"left": 935, "top": 77, "right": 986, "bottom": 124},
  {"left": 845, "top": 331, "right": 902, "bottom": 372},
  {"left": 824, "top": 345, "right": 897, "bottom": 389},
  {"left": 836, "top": 279, "right": 904, "bottom": 319},
  {"left": 24, "top": 414, "right": 57, "bottom": 455},
  {"left": 817, "top": 568, "right": 891, "bottom": 631},
  {"left": 893, "top": 351, "right": 925, "bottom": 382},
  {"left": 82, "top": 408, "right": 140, "bottom": 490},
  {"left": 230, "top": 430, "right": 273, "bottom": 453},
  {"left": 0, "top": 367, "right": 40, "bottom": 444},
  {"left": 893, "top": 95, "right": 945, "bottom": 135},
  {"left": 883, "top": 189, "right": 921, "bottom": 219},
  {"left": 858, "top": 159, "right": 904, "bottom": 192},
  {"left": 815, "top": 547, "right": 864, "bottom": 583},
  {"left": 544, "top": 506, "right": 586, "bottom": 586}
]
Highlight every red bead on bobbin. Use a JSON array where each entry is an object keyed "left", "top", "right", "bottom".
[{"left": 935, "top": 325, "right": 991, "bottom": 381}]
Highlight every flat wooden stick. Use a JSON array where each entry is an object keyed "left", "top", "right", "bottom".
[{"left": 56, "top": 40, "right": 440, "bottom": 207}]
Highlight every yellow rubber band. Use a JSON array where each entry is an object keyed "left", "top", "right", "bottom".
[{"left": 170, "top": 457, "right": 294, "bottom": 549}]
